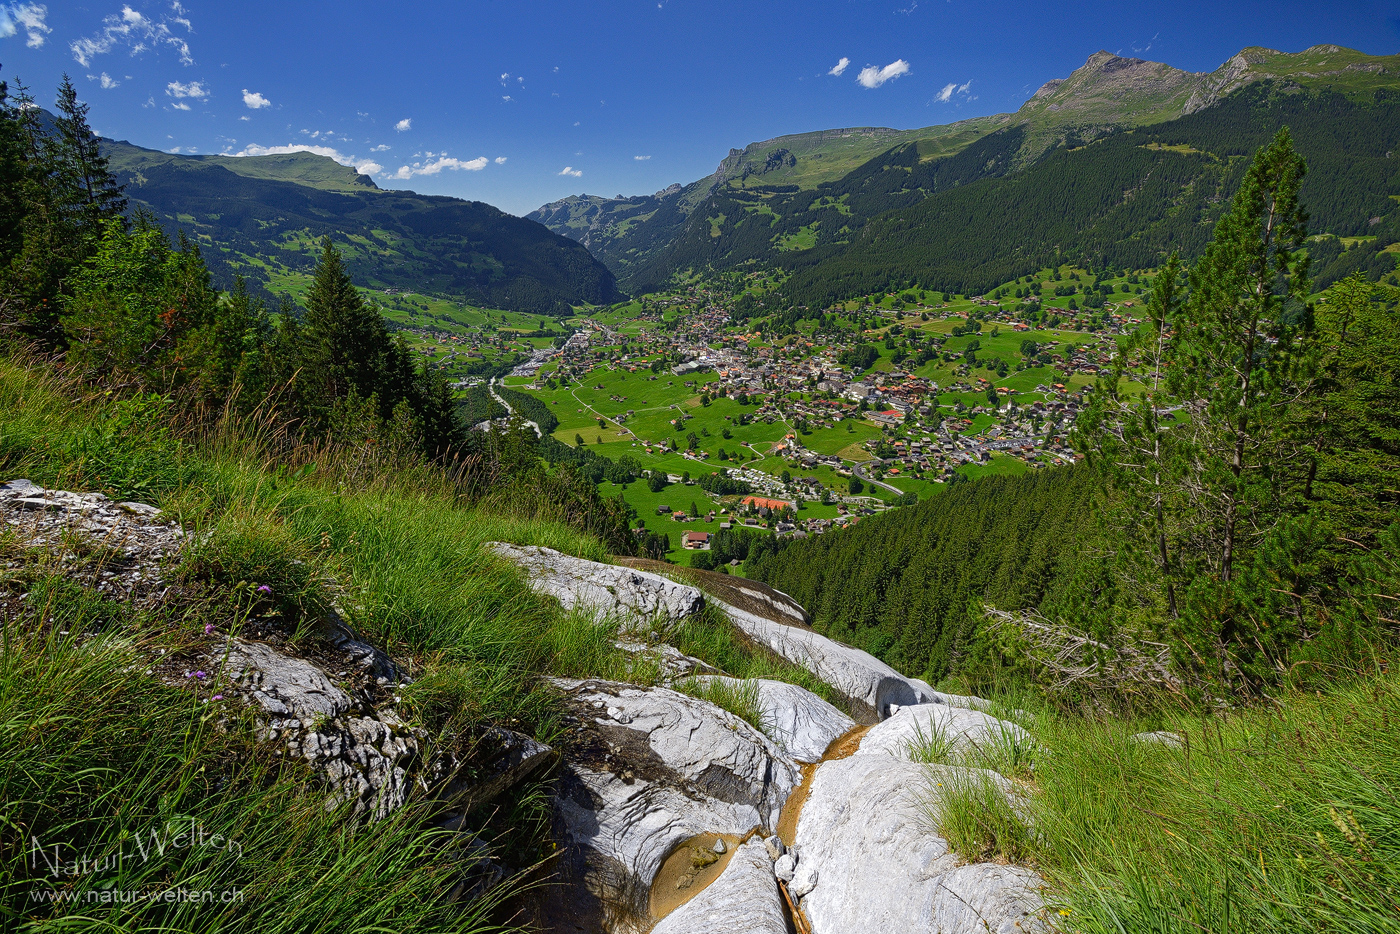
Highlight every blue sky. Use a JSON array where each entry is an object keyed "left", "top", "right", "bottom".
[{"left": 1, "top": 1, "right": 1397, "bottom": 216}]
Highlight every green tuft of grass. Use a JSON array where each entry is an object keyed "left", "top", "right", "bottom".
[
  {"left": 919, "top": 768, "right": 1033, "bottom": 865},
  {"left": 676, "top": 676, "right": 770, "bottom": 736}
]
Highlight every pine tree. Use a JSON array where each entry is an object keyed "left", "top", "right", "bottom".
[
  {"left": 299, "top": 236, "right": 390, "bottom": 413},
  {"left": 1077, "top": 252, "right": 1186, "bottom": 619},
  {"left": 52, "top": 75, "right": 126, "bottom": 239}
]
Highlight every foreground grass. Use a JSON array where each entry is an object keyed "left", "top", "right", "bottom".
[
  {"left": 917, "top": 676, "right": 1400, "bottom": 933},
  {"left": 0, "top": 355, "right": 837, "bottom": 930}
]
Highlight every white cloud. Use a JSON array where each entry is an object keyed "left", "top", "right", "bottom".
[
  {"left": 502, "top": 95, "right": 512, "bottom": 102},
  {"left": 0, "top": 3, "right": 51, "bottom": 48},
  {"left": 371, "top": 143, "right": 390, "bottom": 152},
  {"left": 391, "top": 155, "right": 490, "bottom": 179},
  {"left": 356, "top": 161, "right": 383, "bottom": 176},
  {"left": 827, "top": 56, "right": 850, "bottom": 77},
  {"left": 394, "top": 118, "right": 411, "bottom": 132},
  {"left": 856, "top": 59, "right": 910, "bottom": 89},
  {"left": 499, "top": 72, "right": 509, "bottom": 85},
  {"left": 166, "top": 79, "right": 208, "bottom": 100},
  {"left": 242, "top": 88, "right": 271, "bottom": 109},
  {"left": 87, "top": 72, "right": 120, "bottom": 88},
  {"left": 634, "top": 155, "right": 651, "bottom": 161},
  {"left": 71, "top": 3, "right": 194, "bottom": 68},
  {"left": 933, "top": 79, "right": 972, "bottom": 103},
  {"left": 169, "top": 101, "right": 190, "bottom": 110},
  {"left": 558, "top": 165, "right": 581, "bottom": 177},
  {"left": 494, "top": 156, "right": 507, "bottom": 164}
]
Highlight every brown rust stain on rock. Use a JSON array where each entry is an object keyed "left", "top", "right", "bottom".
[
  {"left": 776, "top": 723, "right": 870, "bottom": 846},
  {"left": 648, "top": 831, "right": 754, "bottom": 921}
]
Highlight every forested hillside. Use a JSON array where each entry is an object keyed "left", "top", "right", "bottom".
[
  {"left": 744, "top": 466, "right": 1098, "bottom": 683},
  {"left": 751, "top": 130, "right": 1400, "bottom": 702},
  {"left": 779, "top": 82, "right": 1400, "bottom": 304},
  {"left": 103, "top": 137, "right": 621, "bottom": 315},
  {"left": 536, "top": 46, "right": 1400, "bottom": 297}
]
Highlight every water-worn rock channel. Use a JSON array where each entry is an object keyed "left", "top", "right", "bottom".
[
  {"left": 1, "top": 483, "right": 1045, "bottom": 934},
  {"left": 494, "top": 544, "right": 1047, "bottom": 934}
]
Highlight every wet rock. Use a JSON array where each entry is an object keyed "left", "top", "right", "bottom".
[
  {"left": 488, "top": 543, "right": 705, "bottom": 625},
  {"left": 791, "top": 755, "right": 1046, "bottom": 934},
  {"left": 548, "top": 679, "right": 800, "bottom": 930},
  {"left": 650, "top": 837, "right": 786, "bottom": 934}
]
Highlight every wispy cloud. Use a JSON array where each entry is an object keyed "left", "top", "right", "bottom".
[
  {"left": 634, "top": 155, "right": 651, "bottom": 161},
  {"left": 71, "top": 3, "right": 194, "bottom": 68},
  {"left": 394, "top": 118, "right": 411, "bottom": 132},
  {"left": 932, "top": 79, "right": 973, "bottom": 103},
  {"left": 392, "top": 155, "right": 489, "bottom": 179},
  {"left": 87, "top": 71, "right": 120, "bottom": 89},
  {"left": 827, "top": 56, "right": 850, "bottom": 77},
  {"left": 0, "top": 3, "right": 51, "bottom": 48},
  {"left": 558, "top": 165, "right": 582, "bottom": 177},
  {"left": 494, "top": 156, "right": 507, "bottom": 164},
  {"left": 242, "top": 88, "right": 271, "bottom": 109},
  {"left": 370, "top": 143, "right": 390, "bottom": 152},
  {"left": 166, "top": 79, "right": 207, "bottom": 100},
  {"left": 856, "top": 59, "right": 910, "bottom": 89}
]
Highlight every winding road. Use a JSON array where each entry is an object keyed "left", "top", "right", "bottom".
[
  {"left": 488, "top": 378, "right": 542, "bottom": 438},
  {"left": 851, "top": 461, "right": 903, "bottom": 496}
]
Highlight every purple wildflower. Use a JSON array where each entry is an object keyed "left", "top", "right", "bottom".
[
  {"left": 256, "top": 585, "right": 272, "bottom": 595},
  {"left": 212, "top": 695, "right": 224, "bottom": 701},
  {"left": 193, "top": 671, "right": 207, "bottom": 680},
  {"left": 204, "top": 623, "right": 215, "bottom": 635}
]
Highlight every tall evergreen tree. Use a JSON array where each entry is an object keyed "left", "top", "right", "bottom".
[
  {"left": 299, "top": 236, "right": 391, "bottom": 413},
  {"left": 51, "top": 75, "right": 126, "bottom": 238}
]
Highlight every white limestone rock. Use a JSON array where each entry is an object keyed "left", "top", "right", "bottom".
[
  {"left": 549, "top": 679, "right": 800, "bottom": 929},
  {"left": 690, "top": 676, "right": 855, "bottom": 763},
  {"left": 707, "top": 596, "right": 940, "bottom": 720},
  {"left": 791, "top": 755, "right": 1046, "bottom": 934},
  {"left": 614, "top": 640, "right": 721, "bottom": 682},
  {"left": 855, "top": 702, "right": 1033, "bottom": 762},
  {"left": 650, "top": 837, "right": 787, "bottom": 934},
  {"left": 1132, "top": 730, "right": 1185, "bottom": 749},
  {"left": 488, "top": 543, "right": 705, "bottom": 625},
  {"left": 0, "top": 479, "right": 184, "bottom": 603}
]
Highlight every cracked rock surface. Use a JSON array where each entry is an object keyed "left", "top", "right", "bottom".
[
  {"left": 1, "top": 479, "right": 183, "bottom": 603},
  {"left": 546, "top": 678, "right": 800, "bottom": 933},
  {"left": 650, "top": 837, "right": 786, "bottom": 934},
  {"left": 489, "top": 543, "right": 704, "bottom": 625}
]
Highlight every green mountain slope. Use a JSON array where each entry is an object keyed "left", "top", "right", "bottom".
[
  {"left": 778, "top": 80, "right": 1400, "bottom": 304},
  {"left": 534, "top": 45, "right": 1400, "bottom": 295},
  {"left": 105, "top": 144, "right": 381, "bottom": 193},
  {"left": 103, "top": 139, "right": 621, "bottom": 314}
]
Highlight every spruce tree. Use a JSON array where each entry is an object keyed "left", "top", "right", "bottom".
[
  {"left": 52, "top": 75, "right": 126, "bottom": 239},
  {"left": 299, "top": 236, "right": 391, "bottom": 413}
]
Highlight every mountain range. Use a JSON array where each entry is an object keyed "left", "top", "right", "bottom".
[
  {"left": 101, "top": 137, "right": 622, "bottom": 315},
  {"left": 530, "top": 45, "right": 1400, "bottom": 298}
]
